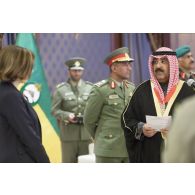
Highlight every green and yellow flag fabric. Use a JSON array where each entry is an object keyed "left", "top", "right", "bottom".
[{"left": 16, "top": 33, "right": 61, "bottom": 162}]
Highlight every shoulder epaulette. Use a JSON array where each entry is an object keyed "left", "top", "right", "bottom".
[
  {"left": 56, "top": 82, "right": 66, "bottom": 89},
  {"left": 85, "top": 81, "right": 93, "bottom": 85},
  {"left": 94, "top": 80, "right": 108, "bottom": 87},
  {"left": 124, "top": 80, "right": 134, "bottom": 87}
]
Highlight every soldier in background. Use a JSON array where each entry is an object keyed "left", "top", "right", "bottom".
[
  {"left": 84, "top": 47, "right": 135, "bottom": 163},
  {"left": 51, "top": 57, "right": 93, "bottom": 163},
  {"left": 176, "top": 45, "right": 195, "bottom": 81}
]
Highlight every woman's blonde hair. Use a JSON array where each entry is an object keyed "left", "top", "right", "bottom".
[{"left": 0, "top": 45, "right": 35, "bottom": 82}]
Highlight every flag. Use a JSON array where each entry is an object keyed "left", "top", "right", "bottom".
[{"left": 16, "top": 33, "right": 61, "bottom": 162}]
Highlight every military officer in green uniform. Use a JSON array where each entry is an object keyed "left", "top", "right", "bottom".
[
  {"left": 83, "top": 47, "right": 135, "bottom": 163},
  {"left": 51, "top": 57, "right": 93, "bottom": 163},
  {"left": 176, "top": 45, "right": 195, "bottom": 81}
]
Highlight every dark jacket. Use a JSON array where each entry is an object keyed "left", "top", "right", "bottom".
[
  {"left": 0, "top": 81, "right": 50, "bottom": 163},
  {"left": 121, "top": 80, "right": 195, "bottom": 163}
]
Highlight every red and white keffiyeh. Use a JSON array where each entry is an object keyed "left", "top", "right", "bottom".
[{"left": 148, "top": 47, "right": 179, "bottom": 106}]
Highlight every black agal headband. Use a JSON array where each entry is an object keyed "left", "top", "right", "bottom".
[{"left": 152, "top": 51, "right": 176, "bottom": 56}]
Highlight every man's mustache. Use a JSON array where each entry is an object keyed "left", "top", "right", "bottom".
[{"left": 155, "top": 68, "right": 164, "bottom": 73}]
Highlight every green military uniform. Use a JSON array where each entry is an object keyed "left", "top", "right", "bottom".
[
  {"left": 84, "top": 78, "right": 135, "bottom": 162},
  {"left": 176, "top": 45, "right": 195, "bottom": 81},
  {"left": 51, "top": 57, "right": 93, "bottom": 163},
  {"left": 178, "top": 67, "right": 195, "bottom": 81},
  {"left": 83, "top": 47, "right": 135, "bottom": 163}
]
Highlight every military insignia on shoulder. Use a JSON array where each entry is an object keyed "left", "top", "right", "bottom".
[
  {"left": 56, "top": 82, "right": 65, "bottom": 88},
  {"left": 125, "top": 80, "right": 130, "bottom": 83},
  {"left": 124, "top": 80, "right": 134, "bottom": 88},
  {"left": 95, "top": 80, "right": 107, "bottom": 87},
  {"left": 85, "top": 81, "right": 93, "bottom": 85},
  {"left": 20, "top": 82, "right": 41, "bottom": 106}
]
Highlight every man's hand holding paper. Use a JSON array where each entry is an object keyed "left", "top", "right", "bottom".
[{"left": 146, "top": 115, "right": 172, "bottom": 132}]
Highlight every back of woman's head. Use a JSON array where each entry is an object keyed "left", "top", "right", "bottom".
[{"left": 0, "top": 45, "right": 35, "bottom": 82}]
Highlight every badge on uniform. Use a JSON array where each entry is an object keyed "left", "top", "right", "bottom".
[
  {"left": 64, "top": 92, "right": 74, "bottom": 100},
  {"left": 180, "top": 72, "right": 186, "bottom": 79},
  {"left": 109, "top": 94, "right": 119, "bottom": 99},
  {"left": 65, "top": 92, "right": 74, "bottom": 96},
  {"left": 110, "top": 81, "right": 116, "bottom": 89},
  {"left": 74, "top": 61, "right": 81, "bottom": 67}
]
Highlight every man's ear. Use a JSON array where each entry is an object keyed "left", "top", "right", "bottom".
[{"left": 111, "top": 64, "right": 117, "bottom": 72}]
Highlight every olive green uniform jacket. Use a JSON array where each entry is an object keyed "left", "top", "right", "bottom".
[
  {"left": 84, "top": 77, "right": 135, "bottom": 157},
  {"left": 51, "top": 79, "right": 93, "bottom": 141}
]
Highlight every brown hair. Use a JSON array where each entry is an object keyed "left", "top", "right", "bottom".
[{"left": 0, "top": 45, "right": 35, "bottom": 82}]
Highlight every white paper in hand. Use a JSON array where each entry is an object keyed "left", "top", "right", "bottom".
[{"left": 146, "top": 115, "right": 172, "bottom": 131}]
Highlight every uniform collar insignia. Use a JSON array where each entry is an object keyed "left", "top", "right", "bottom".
[
  {"left": 110, "top": 81, "right": 116, "bottom": 89},
  {"left": 180, "top": 72, "right": 186, "bottom": 79}
]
